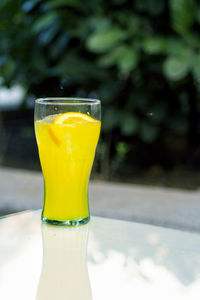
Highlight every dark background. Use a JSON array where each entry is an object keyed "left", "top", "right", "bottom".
[{"left": 1, "top": 0, "right": 200, "bottom": 189}]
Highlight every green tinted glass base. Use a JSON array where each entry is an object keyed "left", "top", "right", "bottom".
[{"left": 41, "top": 216, "right": 90, "bottom": 227}]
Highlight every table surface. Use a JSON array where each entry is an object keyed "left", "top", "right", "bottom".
[{"left": 1, "top": 210, "right": 200, "bottom": 300}]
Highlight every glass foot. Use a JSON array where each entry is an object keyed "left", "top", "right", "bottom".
[{"left": 41, "top": 216, "right": 90, "bottom": 226}]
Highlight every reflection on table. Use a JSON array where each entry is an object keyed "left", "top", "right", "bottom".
[{"left": 37, "top": 224, "right": 92, "bottom": 300}]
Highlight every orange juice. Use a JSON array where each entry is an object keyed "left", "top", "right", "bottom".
[{"left": 35, "top": 113, "right": 101, "bottom": 224}]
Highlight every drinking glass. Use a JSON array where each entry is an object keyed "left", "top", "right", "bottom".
[{"left": 34, "top": 98, "right": 101, "bottom": 226}]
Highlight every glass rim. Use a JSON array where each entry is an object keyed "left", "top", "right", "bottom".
[{"left": 35, "top": 97, "right": 101, "bottom": 105}]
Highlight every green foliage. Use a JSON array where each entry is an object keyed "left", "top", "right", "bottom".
[
  {"left": 163, "top": 48, "right": 193, "bottom": 80},
  {"left": 170, "top": 0, "right": 197, "bottom": 35},
  {"left": 192, "top": 53, "right": 200, "bottom": 82},
  {"left": 120, "top": 113, "right": 139, "bottom": 136},
  {"left": 1, "top": 0, "right": 200, "bottom": 175},
  {"left": 98, "top": 46, "right": 139, "bottom": 72},
  {"left": 86, "top": 27, "right": 126, "bottom": 53}
]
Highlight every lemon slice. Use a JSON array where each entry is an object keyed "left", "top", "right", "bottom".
[
  {"left": 53, "top": 112, "right": 95, "bottom": 125},
  {"left": 48, "top": 126, "right": 61, "bottom": 147},
  {"left": 48, "top": 112, "right": 95, "bottom": 146}
]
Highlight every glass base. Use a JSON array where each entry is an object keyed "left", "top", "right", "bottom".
[{"left": 41, "top": 216, "right": 90, "bottom": 227}]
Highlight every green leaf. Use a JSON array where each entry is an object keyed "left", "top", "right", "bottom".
[
  {"left": 120, "top": 114, "right": 139, "bottom": 136},
  {"left": 55, "top": 52, "right": 107, "bottom": 83},
  {"left": 116, "top": 142, "right": 130, "bottom": 158},
  {"left": 98, "top": 47, "right": 122, "bottom": 67},
  {"left": 33, "top": 12, "right": 58, "bottom": 33},
  {"left": 166, "top": 38, "right": 187, "bottom": 55},
  {"left": 142, "top": 37, "right": 167, "bottom": 54},
  {"left": 88, "top": 17, "right": 111, "bottom": 32},
  {"left": 86, "top": 27, "right": 126, "bottom": 53},
  {"left": 163, "top": 57, "right": 188, "bottom": 80},
  {"left": 38, "top": 26, "right": 59, "bottom": 45},
  {"left": 117, "top": 47, "right": 139, "bottom": 72},
  {"left": 2, "top": 60, "right": 16, "bottom": 81},
  {"left": 163, "top": 48, "right": 193, "bottom": 81},
  {"left": 127, "top": 15, "right": 141, "bottom": 35},
  {"left": 170, "top": 0, "right": 196, "bottom": 35},
  {"left": 98, "top": 46, "right": 139, "bottom": 72},
  {"left": 49, "top": 34, "right": 69, "bottom": 58},
  {"left": 0, "top": 55, "right": 8, "bottom": 66},
  {"left": 22, "top": 0, "right": 41, "bottom": 12},
  {"left": 31, "top": 51, "right": 47, "bottom": 73},
  {"left": 192, "top": 53, "right": 200, "bottom": 82},
  {"left": 140, "top": 121, "right": 159, "bottom": 143}
]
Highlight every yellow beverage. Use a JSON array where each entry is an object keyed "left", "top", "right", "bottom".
[{"left": 35, "top": 112, "right": 101, "bottom": 224}]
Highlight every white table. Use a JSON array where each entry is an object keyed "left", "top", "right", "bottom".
[{"left": 1, "top": 210, "right": 200, "bottom": 300}]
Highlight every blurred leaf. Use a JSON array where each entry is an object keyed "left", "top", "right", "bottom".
[
  {"left": 86, "top": 27, "right": 126, "bottom": 53},
  {"left": 170, "top": 0, "right": 196, "bottom": 35},
  {"left": 31, "top": 51, "right": 48, "bottom": 73},
  {"left": 127, "top": 15, "right": 141, "bottom": 34},
  {"left": 118, "top": 47, "right": 139, "bottom": 72},
  {"left": 88, "top": 17, "right": 111, "bottom": 32},
  {"left": 99, "top": 46, "right": 139, "bottom": 72},
  {"left": 38, "top": 26, "right": 59, "bottom": 45},
  {"left": 2, "top": 60, "right": 16, "bottom": 82},
  {"left": 192, "top": 53, "right": 200, "bottom": 82},
  {"left": 163, "top": 48, "right": 193, "bottom": 80},
  {"left": 33, "top": 12, "right": 58, "bottom": 33},
  {"left": 0, "top": 56, "right": 8, "bottom": 67},
  {"left": 49, "top": 33, "right": 69, "bottom": 58},
  {"left": 120, "top": 113, "right": 139, "bottom": 136},
  {"left": 46, "top": 0, "right": 87, "bottom": 11},
  {"left": 98, "top": 47, "right": 122, "bottom": 66},
  {"left": 55, "top": 53, "right": 107, "bottom": 82},
  {"left": 166, "top": 38, "right": 187, "bottom": 55},
  {"left": 142, "top": 37, "right": 167, "bottom": 54},
  {"left": 22, "top": 0, "right": 41, "bottom": 12},
  {"left": 116, "top": 141, "right": 130, "bottom": 158},
  {"left": 140, "top": 121, "right": 159, "bottom": 143},
  {"left": 163, "top": 56, "right": 188, "bottom": 80},
  {"left": 143, "top": 35, "right": 198, "bottom": 58}
]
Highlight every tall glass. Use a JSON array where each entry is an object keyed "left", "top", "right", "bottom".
[{"left": 34, "top": 98, "right": 101, "bottom": 226}]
